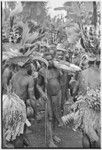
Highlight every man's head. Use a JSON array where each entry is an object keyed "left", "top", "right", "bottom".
[
  {"left": 56, "top": 43, "right": 66, "bottom": 60},
  {"left": 95, "top": 55, "right": 100, "bottom": 69},
  {"left": 8, "top": 62, "right": 19, "bottom": 73},
  {"left": 44, "top": 52, "right": 53, "bottom": 67},
  {"left": 87, "top": 54, "right": 96, "bottom": 67},
  {"left": 65, "top": 53, "right": 69, "bottom": 62},
  {"left": 96, "top": 61, "right": 100, "bottom": 69},
  {"left": 22, "top": 62, "right": 32, "bottom": 75},
  {"left": 17, "top": 57, "right": 32, "bottom": 74},
  {"left": 85, "top": 27, "right": 87, "bottom": 31}
]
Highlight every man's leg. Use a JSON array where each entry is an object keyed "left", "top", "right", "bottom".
[
  {"left": 14, "top": 135, "right": 24, "bottom": 148},
  {"left": 23, "top": 125, "right": 30, "bottom": 147},
  {"left": 52, "top": 90, "right": 63, "bottom": 126},
  {"left": 61, "top": 86, "right": 65, "bottom": 112},
  {"left": 51, "top": 91, "right": 62, "bottom": 143},
  {"left": 30, "top": 99, "right": 37, "bottom": 119},
  {"left": 82, "top": 133, "right": 90, "bottom": 148},
  {"left": 46, "top": 120, "right": 57, "bottom": 147},
  {"left": 46, "top": 96, "right": 57, "bottom": 147}
]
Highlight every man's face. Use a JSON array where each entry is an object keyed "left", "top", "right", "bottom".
[
  {"left": 96, "top": 61, "right": 100, "bottom": 68},
  {"left": 48, "top": 59, "right": 53, "bottom": 67},
  {"left": 56, "top": 50, "right": 64, "bottom": 60},
  {"left": 25, "top": 64, "right": 32, "bottom": 75},
  {"left": 45, "top": 55, "right": 53, "bottom": 67}
]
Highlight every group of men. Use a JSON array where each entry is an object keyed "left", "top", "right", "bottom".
[
  {"left": 2, "top": 42, "right": 100, "bottom": 148},
  {"left": 2, "top": 43, "right": 72, "bottom": 148}
]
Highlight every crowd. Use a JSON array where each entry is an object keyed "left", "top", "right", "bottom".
[{"left": 2, "top": 38, "right": 101, "bottom": 148}]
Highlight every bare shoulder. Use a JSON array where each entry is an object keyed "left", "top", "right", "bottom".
[
  {"left": 27, "top": 75, "right": 34, "bottom": 84},
  {"left": 27, "top": 75, "right": 34, "bottom": 80},
  {"left": 3, "top": 67, "right": 11, "bottom": 75}
]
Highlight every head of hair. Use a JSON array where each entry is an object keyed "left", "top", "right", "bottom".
[
  {"left": 88, "top": 61, "right": 95, "bottom": 66},
  {"left": 22, "top": 62, "right": 32, "bottom": 75}
]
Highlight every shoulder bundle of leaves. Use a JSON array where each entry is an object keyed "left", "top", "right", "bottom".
[
  {"left": 62, "top": 87, "right": 100, "bottom": 142},
  {"left": 3, "top": 92, "right": 26, "bottom": 141}
]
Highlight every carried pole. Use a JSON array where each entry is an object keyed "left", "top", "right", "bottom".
[{"left": 45, "top": 67, "right": 48, "bottom": 146}]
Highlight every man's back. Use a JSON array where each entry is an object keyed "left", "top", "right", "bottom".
[
  {"left": 2, "top": 67, "right": 12, "bottom": 93},
  {"left": 82, "top": 67, "right": 100, "bottom": 89},
  {"left": 11, "top": 70, "right": 29, "bottom": 101},
  {"left": 39, "top": 67, "right": 61, "bottom": 96},
  {"left": 78, "top": 67, "right": 100, "bottom": 96}
]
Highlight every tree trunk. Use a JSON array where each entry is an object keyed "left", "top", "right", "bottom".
[{"left": 92, "top": 1, "right": 97, "bottom": 29}]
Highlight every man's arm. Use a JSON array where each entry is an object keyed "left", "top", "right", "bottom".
[
  {"left": 36, "top": 75, "right": 47, "bottom": 101},
  {"left": 57, "top": 68, "right": 63, "bottom": 83},
  {"left": 2, "top": 68, "right": 12, "bottom": 91},
  {"left": 36, "top": 84, "right": 48, "bottom": 101},
  {"left": 28, "top": 76, "right": 36, "bottom": 100},
  {"left": 28, "top": 76, "right": 38, "bottom": 115}
]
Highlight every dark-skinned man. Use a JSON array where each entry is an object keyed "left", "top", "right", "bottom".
[
  {"left": 10, "top": 57, "right": 37, "bottom": 148},
  {"left": 37, "top": 51, "right": 63, "bottom": 147},
  {"left": 70, "top": 54, "right": 100, "bottom": 148},
  {"left": 55, "top": 43, "right": 70, "bottom": 113}
]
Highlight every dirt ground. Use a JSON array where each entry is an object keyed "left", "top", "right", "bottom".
[{"left": 26, "top": 118, "right": 83, "bottom": 148}]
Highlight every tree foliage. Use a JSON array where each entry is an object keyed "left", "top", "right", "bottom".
[
  {"left": 2, "top": 1, "right": 101, "bottom": 60},
  {"left": 54, "top": 2, "right": 100, "bottom": 54},
  {"left": 21, "top": 2, "right": 48, "bottom": 24}
]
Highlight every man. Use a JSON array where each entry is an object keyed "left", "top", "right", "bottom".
[
  {"left": 10, "top": 57, "right": 37, "bottom": 148},
  {"left": 37, "top": 52, "right": 63, "bottom": 147},
  {"left": 80, "top": 54, "right": 100, "bottom": 148},
  {"left": 70, "top": 54, "right": 100, "bottom": 148},
  {"left": 78, "top": 54, "right": 100, "bottom": 95},
  {"left": 70, "top": 54, "right": 99, "bottom": 96},
  {"left": 69, "top": 71, "right": 80, "bottom": 102},
  {"left": 72, "top": 50, "right": 81, "bottom": 66},
  {"left": 55, "top": 43, "right": 70, "bottom": 113}
]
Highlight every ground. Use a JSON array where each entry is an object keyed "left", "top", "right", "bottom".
[{"left": 26, "top": 118, "right": 83, "bottom": 148}]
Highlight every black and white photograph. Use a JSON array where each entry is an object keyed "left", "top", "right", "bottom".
[{"left": 1, "top": 0, "right": 101, "bottom": 148}]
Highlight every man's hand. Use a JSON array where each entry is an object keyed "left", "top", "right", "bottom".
[
  {"left": 26, "top": 99, "right": 31, "bottom": 106},
  {"left": 36, "top": 84, "right": 48, "bottom": 101},
  {"left": 42, "top": 93, "right": 48, "bottom": 101}
]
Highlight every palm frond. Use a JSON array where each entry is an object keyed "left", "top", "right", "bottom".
[
  {"left": 62, "top": 89, "right": 100, "bottom": 142},
  {"left": 10, "top": 2, "right": 23, "bottom": 17},
  {"left": 62, "top": 112, "right": 75, "bottom": 124},
  {"left": 26, "top": 32, "right": 39, "bottom": 44},
  {"left": 21, "top": 22, "right": 29, "bottom": 45}
]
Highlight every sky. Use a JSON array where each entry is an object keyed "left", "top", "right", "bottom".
[
  {"left": 2, "top": 0, "right": 101, "bottom": 19},
  {"left": 46, "top": 0, "right": 68, "bottom": 18},
  {"left": 2, "top": 0, "right": 68, "bottom": 18}
]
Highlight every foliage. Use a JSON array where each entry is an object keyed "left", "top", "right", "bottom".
[
  {"left": 62, "top": 87, "right": 100, "bottom": 142},
  {"left": 43, "top": 15, "right": 68, "bottom": 45},
  {"left": 2, "top": 1, "right": 101, "bottom": 62},
  {"left": 2, "top": 13, "right": 46, "bottom": 58},
  {"left": 2, "top": 2, "right": 48, "bottom": 42},
  {"left": 21, "top": 2, "right": 48, "bottom": 24},
  {"left": 54, "top": 1, "right": 100, "bottom": 52}
]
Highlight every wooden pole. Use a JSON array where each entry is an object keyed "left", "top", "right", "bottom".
[{"left": 44, "top": 67, "right": 48, "bottom": 146}]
